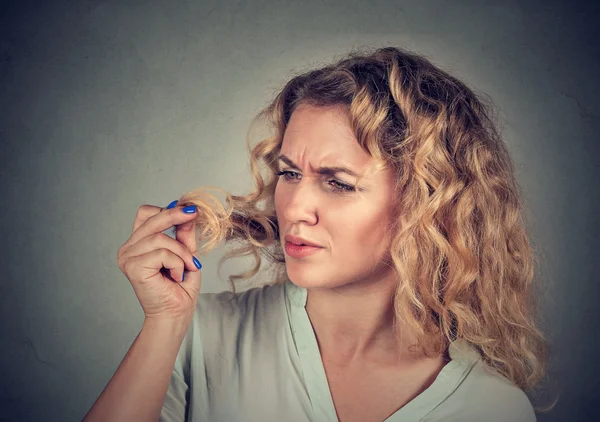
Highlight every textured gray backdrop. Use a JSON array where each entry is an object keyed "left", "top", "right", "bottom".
[{"left": 1, "top": 0, "right": 598, "bottom": 421}]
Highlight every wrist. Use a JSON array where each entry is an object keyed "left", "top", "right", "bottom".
[{"left": 142, "top": 314, "right": 192, "bottom": 337}]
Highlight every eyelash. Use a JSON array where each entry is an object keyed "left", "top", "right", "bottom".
[{"left": 275, "top": 170, "right": 356, "bottom": 193}]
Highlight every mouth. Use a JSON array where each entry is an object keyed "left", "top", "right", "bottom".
[
  {"left": 287, "top": 241, "right": 317, "bottom": 247},
  {"left": 284, "top": 234, "right": 322, "bottom": 248},
  {"left": 284, "top": 240, "right": 323, "bottom": 258}
]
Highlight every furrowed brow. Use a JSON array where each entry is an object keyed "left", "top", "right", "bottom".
[{"left": 277, "top": 154, "right": 359, "bottom": 177}]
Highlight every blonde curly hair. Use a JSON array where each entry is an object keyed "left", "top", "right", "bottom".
[{"left": 176, "top": 46, "right": 552, "bottom": 408}]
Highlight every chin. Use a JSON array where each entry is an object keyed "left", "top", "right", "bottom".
[{"left": 285, "top": 265, "right": 347, "bottom": 290}]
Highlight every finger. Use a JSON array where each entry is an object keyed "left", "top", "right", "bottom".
[
  {"left": 125, "top": 232, "right": 200, "bottom": 273},
  {"left": 127, "top": 248, "right": 186, "bottom": 284},
  {"left": 181, "top": 259, "right": 202, "bottom": 293},
  {"left": 175, "top": 216, "right": 198, "bottom": 257},
  {"left": 132, "top": 204, "right": 163, "bottom": 233},
  {"left": 129, "top": 204, "right": 198, "bottom": 246}
]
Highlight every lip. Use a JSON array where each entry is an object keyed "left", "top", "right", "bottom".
[
  {"left": 284, "top": 234, "right": 322, "bottom": 248},
  {"left": 284, "top": 241, "right": 323, "bottom": 258}
]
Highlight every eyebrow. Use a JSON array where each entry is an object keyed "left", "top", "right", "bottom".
[{"left": 277, "top": 154, "right": 360, "bottom": 177}]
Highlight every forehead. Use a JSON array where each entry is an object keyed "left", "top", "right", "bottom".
[{"left": 280, "top": 104, "right": 374, "bottom": 170}]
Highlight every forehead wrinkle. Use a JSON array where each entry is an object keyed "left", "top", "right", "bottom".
[
  {"left": 280, "top": 107, "right": 385, "bottom": 179},
  {"left": 278, "top": 152, "right": 363, "bottom": 177},
  {"left": 280, "top": 138, "right": 365, "bottom": 175}
]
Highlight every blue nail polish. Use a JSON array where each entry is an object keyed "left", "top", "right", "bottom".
[
  {"left": 182, "top": 205, "right": 197, "bottom": 213},
  {"left": 182, "top": 272, "right": 185, "bottom": 282},
  {"left": 166, "top": 200, "right": 178, "bottom": 209},
  {"left": 193, "top": 256, "right": 202, "bottom": 269}
]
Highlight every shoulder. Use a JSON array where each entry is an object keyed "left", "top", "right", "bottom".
[
  {"left": 195, "top": 281, "right": 286, "bottom": 318},
  {"left": 429, "top": 358, "right": 537, "bottom": 422},
  {"left": 436, "top": 360, "right": 536, "bottom": 422},
  {"left": 191, "top": 282, "right": 287, "bottom": 343},
  {"left": 466, "top": 361, "right": 536, "bottom": 421}
]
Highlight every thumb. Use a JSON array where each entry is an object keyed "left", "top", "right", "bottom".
[{"left": 176, "top": 215, "right": 198, "bottom": 255}]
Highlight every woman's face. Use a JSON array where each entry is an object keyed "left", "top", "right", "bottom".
[{"left": 274, "top": 103, "right": 397, "bottom": 290}]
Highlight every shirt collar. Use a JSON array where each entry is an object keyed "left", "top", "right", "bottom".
[{"left": 283, "top": 278, "right": 481, "bottom": 363}]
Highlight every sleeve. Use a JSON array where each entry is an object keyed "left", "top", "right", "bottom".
[
  {"left": 159, "top": 320, "right": 194, "bottom": 422},
  {"left": 159, "top": 293, "right": 224, "bottom": 422}
]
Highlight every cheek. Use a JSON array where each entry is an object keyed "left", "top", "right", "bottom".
[
  {"left": 274, "top": 183, "right": 289, "bottom": 223},
  {"left": 327, "top": 204, "right": 392, "bottom": 253},
  {"left": 274, "top": 183, "right": 283, "bottom": 209}
]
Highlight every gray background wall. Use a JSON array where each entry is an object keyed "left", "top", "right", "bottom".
[{"left": 1, "top": 0, "right": 598, "bottom": 421}]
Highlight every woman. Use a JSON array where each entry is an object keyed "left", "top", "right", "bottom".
[{"left": 84, "top": 46, "right": 549, "bottom": 422}]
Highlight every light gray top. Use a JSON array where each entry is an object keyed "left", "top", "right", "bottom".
[{"left": 160, "top": 279, "right": 536, "bottom": 421}]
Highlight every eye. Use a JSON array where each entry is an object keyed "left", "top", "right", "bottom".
[
  {"left": 275, "top": 170, "right": 300, "bottom": 181},
  {"left": 328, "top": 179, "right": 356, "bottom": 193},
  {"left": 276, "top": 170, "right": 356, "bottom": 194}
]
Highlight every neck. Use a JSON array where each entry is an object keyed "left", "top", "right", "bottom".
[{"left": 305, "top": 270, "right": 424, "bottom": 367}]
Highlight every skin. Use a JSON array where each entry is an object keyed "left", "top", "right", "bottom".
[{"left": 274, "top": 103, "right": 442, "bottom": 368}]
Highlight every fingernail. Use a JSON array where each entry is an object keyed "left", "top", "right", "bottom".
[
  {"left": 193, "top": 256, "right": 202, "bottom": 269},
  {"left": 182, "top": 205, "right": 197, "bottom": 213},
  {"left": 182, "top": 272, "right": 185, "bottom": 282},
  {"left": 166, "top": 200, "right": 178, "bottom": 209}
]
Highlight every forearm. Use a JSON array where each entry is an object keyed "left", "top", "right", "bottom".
[{"left": 83, "top": 317, "right": 191, "bottom": 422}]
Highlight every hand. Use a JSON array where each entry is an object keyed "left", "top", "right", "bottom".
[{"left": 116, "top": 202, "right": 203, "bottom": 321}]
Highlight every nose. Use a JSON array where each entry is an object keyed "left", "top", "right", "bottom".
[{"left": 279, "top": 176, "right": 318, "bottom": 226}]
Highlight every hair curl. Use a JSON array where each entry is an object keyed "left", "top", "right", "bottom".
[{"left": 175, "top": 46, "right": 553, "bottom": 409}]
